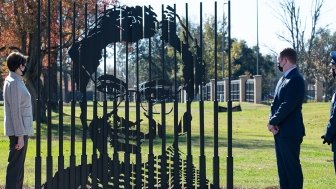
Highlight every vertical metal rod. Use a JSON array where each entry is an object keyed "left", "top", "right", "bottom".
[
  {"left": 172, "top": 4, "right": 180, "bottom": 188},
  {"left": 70, "top": 3, "right": 77, "bottom": 189},
  {"left": 160, "top": 4, "right": 168, "bottom": 188},
  {"left": 184, "top": 3, "right": 194, "bottom": 189},
  {"left": 124, "top": 41, "right": 131, "bottom": 189},
  {"left": 147, "top": 32, "right": 155, "bottom": 189},
  {"left": 91, "top": 4, "right": 98, "bottom": 188},
  {"left": 102, "top": 6, "right": 108, "bottom": 189},
  {"left": 35, "top": 0, "right": 42, "bottom": 188},
  {"left": 199, "top": 3, "right": 206, "bottom": 188},
  {"left": 58, "top": 1, "right": 65, "bottom": 188},
  {"left": 80, "top": 3, "right": 88, "bottom": 188},
  {"left": 227, "top": 0, "right": 234, "bottom": 188},
  {"left": 112, "top": 45, "right": 119, "bottom": 187},
  {"left": 112, "top": 5, "right": 119, "bottom": 186},
  {"left": 46, "top": 0, "right": 53, "bottom": 187},
  {"left": 135, "top": 39, "right": 142, "bottom": 188},
  {"left": 213, "top": 2, "right": 220, "bottom": 189}
]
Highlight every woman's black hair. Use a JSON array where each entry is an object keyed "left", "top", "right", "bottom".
[{"left": 6, "top": 52, "right": 28, "bottom": 72}]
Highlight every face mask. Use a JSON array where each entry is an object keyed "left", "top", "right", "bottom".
[
  {"left": 277, "top": 58, "right": 288, "bottom": 72},
  {"left": 20, "top": 67, "right": 26, "bottom": 76},
  {"left": 277, "top": 62, "right": 283, "bottom": 72}
]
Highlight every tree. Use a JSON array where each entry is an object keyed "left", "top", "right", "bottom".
[
  {"left": 310, "top": 29, "right": 336, "bottom": 101},
  {"left": 259, "top": 54, "right": 277, "bottom": 98},
  {"left": 202, "top": 16, "right": 232, "bottom": 81},
  {"left": 0, "top": 61, "right": 8, "bottom": 100},
  {"left": 226, "top": 39, "right": 277, "bottom": 97},
  {"left": 274, "top": 0, "right": 324, "bottom": 80},
  {"left": 121, "top": 34, "right": 176, "bottom": 88},
  {"left": 0, "top": 0, "right": 118, "bottom": 121}
]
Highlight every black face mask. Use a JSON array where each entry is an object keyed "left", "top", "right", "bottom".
[
  {"left": 277, "top": 62, "right": 283, "bottom": 72},
  {"left": 20, "top": 67, "right": 26, "bottom": 76}
]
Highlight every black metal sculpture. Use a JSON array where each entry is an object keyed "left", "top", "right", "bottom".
[{"left": 43, "top": 5, "right": 208, "bottom": 188}]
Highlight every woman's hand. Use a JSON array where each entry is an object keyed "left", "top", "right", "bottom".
[{"left": 15, "top": 136, "right": 24, "bottom": 150}]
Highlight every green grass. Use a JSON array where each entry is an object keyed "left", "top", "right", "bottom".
[{"left": 0, "top": 102, "right": 334, "bottom": 188}]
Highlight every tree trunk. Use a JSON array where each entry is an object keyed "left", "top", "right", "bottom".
[
  {"left": 26, "top": 30, "right": 47, "bottom": 122},
  {"left": 42, "top": 51, "right": 59, "bottom": 112}
]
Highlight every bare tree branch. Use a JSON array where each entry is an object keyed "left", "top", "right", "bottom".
[{"left": 273, "top": 0, "right": 325, "bottom": 81}]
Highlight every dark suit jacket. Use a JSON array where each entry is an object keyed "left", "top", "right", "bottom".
[
  {"left": 325, "top": 93, "right": 336, "bottom": 152},
  {"left": 269, "top": 68, "right": 305, "bottom": 138}
]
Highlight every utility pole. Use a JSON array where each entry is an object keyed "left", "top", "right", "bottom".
[
  {"left": 256, "top": 0, "right": 259, "bottom": 75},
  {"left": 227, "top": 0, "right": 233, "bottom": 188},
  {"left": 222, "top": 3, "right": 226, "bottom": 101}
]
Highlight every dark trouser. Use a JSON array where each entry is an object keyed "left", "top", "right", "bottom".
[
  {"left": 334, "top": 152, "right": 336, "bottom": 174},
  {"left": 275, "top": 137, "right": 303, "bottom": 189},
  {"left": 5, "top": 135, "right": 28, "bottom": 189}
]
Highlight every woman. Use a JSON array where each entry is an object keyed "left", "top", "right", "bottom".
[{"left": 3, "top": 52, "right": 33, "bottom": 189}]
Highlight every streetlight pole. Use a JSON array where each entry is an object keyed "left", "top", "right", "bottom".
[
  {"left": 222, "top": 3, "right": 226, "bottom": 102},
  {"left": 256, "top": 0, "right": 259, "bottom": 75},
  {"left": 227, "top": 0, "right": 233, "bottom": 188}
]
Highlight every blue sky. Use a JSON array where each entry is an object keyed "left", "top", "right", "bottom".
[{"left": 119, "top": 0, "right": 336, "bottom": 55}]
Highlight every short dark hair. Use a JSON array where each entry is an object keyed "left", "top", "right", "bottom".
[
  {"left": 280, "top": 48, "right": 297, "bottom": 64},
  {"left": 6, "top": 52, "right": 28, "bottom": 72}
]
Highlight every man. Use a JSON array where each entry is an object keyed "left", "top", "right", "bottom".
[
  {"left": 321, "top": 51, "right": 336, "bottom": 173},
  {"left": 268, "top": 48, "right": 305, "bottom": 189}
]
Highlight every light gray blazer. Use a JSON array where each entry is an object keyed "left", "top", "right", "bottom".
[{"left": 3, "top": 71, "right": 34, "bottom": 136}]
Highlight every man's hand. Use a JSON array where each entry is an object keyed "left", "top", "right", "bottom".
[
  {"left": 321, "top": 135, "right": 332, "bottom": 145},
  {"left": 267, "top": 124, "right": 279, "bottom": 135},
  {"left": 15, "top": 136, "right": 24, "bottom": 150}
]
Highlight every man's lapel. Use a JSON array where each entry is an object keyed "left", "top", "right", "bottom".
[{"left": 275, "top": 76, "right": 285, "bottom": 96}]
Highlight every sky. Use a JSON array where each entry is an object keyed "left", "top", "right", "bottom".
[{"left": 118, "top": 0, "right": 336, "bottom": 55}]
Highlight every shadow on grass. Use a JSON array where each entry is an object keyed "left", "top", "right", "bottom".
[
  {"left": 35, "top": 113, "right": 84, "bottom": 140},
  {"left": 149, "top": 133, "right": 275, "bottom": 150},
  {"left": 37, "top": 113, "right": 275, "bottom": 151},
  {"left": 35, "top": 109, "right": 277, "bottom": 158},
  {"left": 39, "top": 123, "right": 84, "bottom": 140}
]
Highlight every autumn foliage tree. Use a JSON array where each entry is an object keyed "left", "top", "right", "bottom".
[{"left": 0, "top": 0, "right": 118, "bottom": 121}]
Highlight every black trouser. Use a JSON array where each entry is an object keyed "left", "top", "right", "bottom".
[
  {"left": 275, "top": 137, "right": 303, "bottom": 189},
  {"left": 334, "top": 152, "right": 336, "bottom": 174},
  {"left": 5, "top": 135, "right": 28, "bottom": 189}
]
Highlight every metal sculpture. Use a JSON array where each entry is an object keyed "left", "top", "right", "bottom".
[{"left": 42, "top": 4, "right": 208, "bottom": 188}]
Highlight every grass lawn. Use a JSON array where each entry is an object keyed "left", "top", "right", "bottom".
[{"left": 0, "top": 102, "right": 334, "bottom": 188}]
